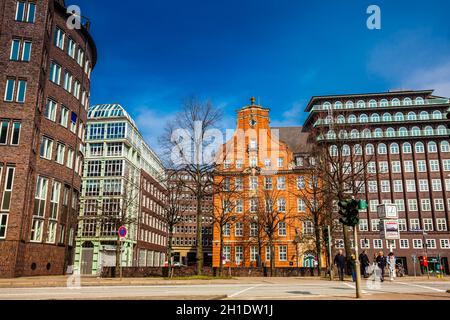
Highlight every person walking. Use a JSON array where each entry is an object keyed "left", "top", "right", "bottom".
[
  {"left": 334, "top": 250, "right": 346, "bottom": 281},
  {"left": 359, "top": 250, "right": 370, "bottom": 278},
  {"left": 387, "top": 252, "right": 396, "bottom": 281},
  {"left": 349, "top": 254, "right": 357, "bottom": 282},
  {"left": 376, "top": 251, "right": 387, "bottom": 282}
]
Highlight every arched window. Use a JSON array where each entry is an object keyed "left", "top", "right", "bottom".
[
  {"left": 392, "top": 98, "right": 401, "bottom": 106},
  {"left": 428, "top": 141, "right": 437, "bottom": 153},
  {"left": 395, "top": 112, "right": 404, "bottom": 121},
  {"left": 415, "top": 142, "right": 425, "bottom": 153},
  {"left": 329, "top": 145, "right": 338, "bottom": 156},
  {"left": 415, "top": 97, "right": 425, "bottom": 105},
  {"left": 337, "top": 115, "right": 345, "bottom": 124},
  {"left": 420, "top": 111, "right": 429, "bottom": 120},
  {"left": 345, "top": 101, "right": 354, "bottom": 109},
  {"left": 323, "top": 102, "right": 331, "bottom": 110},
  {"left": 366, "top": 144, "right": 374, "bottom": 155},
  {"left": 386, "top": 128, "right": 396, "bottom": 137},
  {"left": 402, "top": 142, "right": 412, "bottom": 154},
  {"left": 403, "top": 97, "right": 412, "bottom": 105},
  {"left": 378, "top": 143, "right": 387, "bottom": 154},
  {"left": 335, "top": 101, "right": 343, "bottom": 109},
  {"left": 350, "top": 129, "right": 359, "bottom": 138},
  {"left": 390, "top": 143, "right": 399, "bottom": 154},
  {"left": 380, "top": 99, "right": 389, "bottom": 107},
  {"left": 327, "top": 130, "right": 336, "bottom": 139},
  {"left": 357, "top": 100, "right": 366, "bottom": 108},
  {"left": 424, "top": 126, "right": 433, "bottom": 136},
  {"left": 438, "top": 125, "right": 447, "bottom": 135},
  {"left": 370, "top": 113, "right": 380, "bottom": 122},
  {"left": 354, "top": 144, "right": 362, "bottom": 155},
  {"left": 398, "top": 127, "right": 408, "bottom": 137},
  {"left": 407, "top": 112, "right": 417, "bottom": 121},
  {"left": 339, "top": 130, "right": 348, "bottom": 139},
  {"left": 411, "top": 126, "right": 421, "bottom": 136},
  {"left": 374, "top": 128, "right": 383, "bottom": 138},
  {"left": 348, "top": 114, "right": 357, "bottom": 123},
  {"left": 369, "top": 99, "right": 377, "bottom": 108},
  {"left": 324, "top": 115, "right": 333, "bottom": 124},
  {"left": 362, "top": 129, "right": 371, "bottom": 138},
  {"left": 359, "top": 114, "right": 368, "bottom": 123},
  {"left": 342, "top": 145, "right": 351, "bottom": 156},
  {"left": 383, "top": 113, "right": 392, "bottom": 122},
  {"left": 433, "top": 110, "right": 442, "bottom": 120},
  {"left": 441, "top": 141, "right": 450, "bottom": 152}
]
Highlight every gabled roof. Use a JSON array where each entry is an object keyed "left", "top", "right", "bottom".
[{"left": 271, "top": 126, "right": 312, "bottom": 154}]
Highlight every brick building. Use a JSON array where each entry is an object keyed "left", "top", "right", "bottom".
[
  {"left": 0, "top": 0, "right": 96, "bottom": 277},
  {"left": 74, "top": 104, "right": 167, "bottom": 275},
  {"left": 303, "top": 90, "right": 450, "bottom": 275},
  {"left": 169, "top": 170, "right": 214, "bottom": 266}
]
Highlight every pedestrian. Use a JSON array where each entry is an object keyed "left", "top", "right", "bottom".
[
  {"left": 376, "top": 251, "right": 387, "bottom": 282},
  {"left": 349, "top": 254, "right": 356, "bottom": 282},
  {"left": 387, "top": 252, "right": 396, "bottom": 281},
  {"left": 359, "top": 250, "right": 370, "bottom": 278},
  {"left": 334, "top": 250, "right": 346, "bottom": 281}
]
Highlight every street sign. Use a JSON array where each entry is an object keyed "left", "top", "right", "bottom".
[
  {"left": 118, "top": 226, "right": 127, "bottom": 238},
  {"left": 380, "top": 220, "right": 400, "bottom": 239},
  {"left": 377, "top": 204, "right": 398, "bottom": 219}
]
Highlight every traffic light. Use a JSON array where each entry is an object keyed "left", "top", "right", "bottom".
[{"left": 338, "top": 199, "right": 360, "bottom": 227}]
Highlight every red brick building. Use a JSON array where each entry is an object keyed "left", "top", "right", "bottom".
[{"left": 0, "top": 0, "right": 96, "bottom": 277}]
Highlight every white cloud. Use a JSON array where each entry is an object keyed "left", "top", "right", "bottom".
[
  {"left": 271, "top": 101, "right": 306, "bottom": 127},
  {"left": 402, "top": 61, "right": 450, "bottom": 97}
]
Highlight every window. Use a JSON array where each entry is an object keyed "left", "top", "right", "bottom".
[
  {"left": 410, "top": 219, "right": 420, "bottom": 231},
  {"left": 437, "top": 219, "right": 447, "bottom": 232},
  {"left": 408, "top": 199, "right": 418, "bottom": 211},
  {"left": 49, "top": 181, "right": 61, "bottom": 220},
  {"left": 54, "top": 27, "right": 65, "bottom": 49},
  {"left": 249, "top": 176, "right": 258, "bottom": 190},
  {"left": 70, "top": 112, "right": 77, "bottom": 133},
  {"left": 249, "top": 156, "right": 257, "bottom": 167},
  {"left": 235, "top": 246, "right": 243, "bottom": 263},
  {"left": 359, "top": 219, "right": 368, "bottom": 232},
  {"left": 419, "top": 180, "right": 429, "bottom": 192},
  {"left": 66, "top": 149, "right": 74, "bottom": 168},
  {"left": 279, "top": 221, "right": 286, "bottom": 236},
  {"left": 391, "top": 161, "right": 401, "bottom": 173},
  {"left": 373, "top": 239, "right": 383, "bottom": 249},
  {"left": 278, "top": 246, "right": 287, "bottom": 261},
  {"left": 55, "top": 143, "right": 65, "bottom": 164},
  {"left": 413, "top": 239, "right": 423, "bottom": 249},
  {"left": 15, "top": 1, "right": 36, "bottom": 22},
  {"left": 398, "top": 219, "right": 407, "bottom": 232},
  {"left": 432, "top": 179, "right": 442, "bottom": 192},
  {"left": 106, "top": 142, "right": 122, "bottom": 156},
  {"left": 421, "top": 199, "right": 431, "bottom": 211},
  {"left": 429, "top": 160, "right": 439, "bottom": 172},
  {"left": 277, "top": 198, "right": 286, "bottom": 212},
  {"left": 441, "top": 141, "right": 450, "bottom": 152},
  {"left": 390, "top": 143, "right": 399, "bottom": 154},
  {"left": 277, "top": 176, "right": 285, "bottom": 190},
  {"left": 4, "top": 78, "right": 26, "bottom": 103},
  {"left": 0, "top": 121, "right": 9, "bottom": 144},
  {"left": 49, "top": 62, "right": 61, "bottom": 85},
  {"left": 391, "top": 98, "right": 400, "bottom": 106},
  {"left": 393, "top": 180, "right": 403, "bottom": 193},
  {"left": 404, "top": 161, "right": 414, "bottom": 173},
  {"left": 426, "top": 239, "right": 436, "bottom": 249},
  {"left": 400, "top": 239, "right": 409, "bottom": 249},
  {"left": 415, "top": 142, "right": 425, "bottom": 153},
  {"left": 264, "top": 159, "right": 271, "bottom": 168},
  {"left": 63, "top": 71, "right": 73, "bottom": 92},
  {"left": 88, "top": 123, "right": 105, "bottom": 140},
  {"left": 1, "top": 167, "right": 15, "bottom": 212},
  {"left": 381, "top": 180, "right": 390, "bottom": 193},
  {"left": 265, "top": 177, "right": 272, "bottom": 190},
  {"left": 34, "top": 176, "right": 48, "bottom": 217},
  {"left": 369, "top": 200, "right": 378, "bottom": 212},
  {"left": 423, "top": 218, "right": 433, "bottom": 232},
  {"left": 250, "top": 222, "right": 258, "bottom": 237},
  {"left": 417, "top": 161, "right": 427, "bottom": 172},
  {"left": 408, "top": 111, "right": 417, "bottom": 120},
  {"left": 67, "top": 38, "right": 76, "bottom": 58},
  {"left": 236, "top": 159, "right": 243, "bottom": 169},
  {"left": 443, "top": 160, "right": 450, "bottom": 172},
  {"left": 10, "top": 122, "right": 20, "bottom": 145},
  {"left": 77, "top": 48, "right": 85, "bottom": 67},
  {"left": 223, "top": 246, "right": 230, "bottom": 262},
  {"left": 235, "top": 199, "right": 243, "bottom": 213},
  {"left": 379, "top": 162, "right": 389, "bottom": 174},
  {"left": 235, "top": 177, "right": 243, "bottom": 191},
  {"left": 378, "top": 143, "right": 387, "bottom": 154},
  {"left": 371, "top": 219, "right": 380, "bottom": 231},
  {"left": 440, "top": 239, "right": 450, "bottom": 249},
  {"left": 235, "top": 222, "right": 243, "bottom": 237},
  {"left": 44, "top": 99, "right": 57, "bottom": 121},
  {"left": 223, "top": 223, "right": 230, "bottom": 236},
  {"left": 435, "top": 199, "right": 445, "bottom": 212},
  {"left": 360, "top": 239, "right": 370, "bottom": 249},
  {"left": 73, "top": 80, "right": 81, "bottom": 99},
  {"left": 10, "top": 39, "right": 31, "bottom": 61},
  {"left": 277, "top": 158, "right": 284, "bottom": 168},
  {"left": 402, "top": 142, "right": 412, "bottom": 153},
  {"left": 40, "top": 137, "right": 53, "bottom": 160},
  {"left": 0, "top": 213, "right": 8, "bottom": 239},
  {"left": 297, "top": 176, "right": 305, "bottom": 189},
  {"left": 250, "top": 198, "right": 257, "bottom": 212},
  {"left": 406, "top": 180, "right": 416, "bottom": 192},
  {"left": 106, "top": 123, "right": 125, "bottom": 139},
  {"left": 395, "top": 112, "right": 404, "bottom": 121},
  {"left": 297, "top": 198, "right": 306, "bottom": 212},
  {"left": 60, "top": 107, "right": 69, "bottom": 128},
  {"left": 30, "top": 219, "right": 44, "bottom": 242}
]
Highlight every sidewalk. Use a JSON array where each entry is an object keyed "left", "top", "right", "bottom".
[{"left": 0, "top": 275, "right": 448, "bottom": 288}]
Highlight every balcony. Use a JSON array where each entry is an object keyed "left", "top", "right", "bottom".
[{"left": 318, "top": 129, "right": 450, "bottom": 141}]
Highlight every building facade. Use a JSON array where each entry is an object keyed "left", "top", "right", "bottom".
[
  {"left": 74, "top": 104, "right": 166, "bottom": 275},
  {"left": 212, "top": 98, "right": 316, "bottom": 268},
  {"left": 303, "top": 90, "right": 450, "bottom": 275},
  {"left": 169, "top": 171, "right": 214, "bottom": 266},
  {"left": 0, "top": 0, "right": 96, "bottom": 277}
]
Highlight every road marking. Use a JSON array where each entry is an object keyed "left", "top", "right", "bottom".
[
  {"left": 396, "top": 282, "right": 446, "bottom": 293},
  {"left": 228, "top": 284, "right": 262, "bottom": 298},
  {"left": 342, "top": 282, "right": 368, "bottom": 294}
]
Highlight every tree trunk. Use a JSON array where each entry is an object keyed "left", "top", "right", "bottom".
[
  {"left": 167, "top": 228, "right": 173, "bottom": 278},
  {"left": 314, "top": 222, "right": 322, "bottom": 277},
  {"left": 115, "top": 236, "right": 121, "bottom": 278},
  {"left": 269, "top": 239, "right": 275, "bottom": 277},
  {"left": 342, "top": 225, "right": 352, "bottom": 273},
  {"left": 196, "top": 195, "right": 203, "bottom": 275},
  {"left": 219, "top": 226, "right": 224, "bottom": 276}
]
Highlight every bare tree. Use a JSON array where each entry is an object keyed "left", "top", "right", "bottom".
[{"left": 159, "top": 96, "right": 222, "bottom": 275}]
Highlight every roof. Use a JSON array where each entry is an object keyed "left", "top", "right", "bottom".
[
  {"left": 271, "top": 126, "right": 312, "bottom": 154},
  {"left": 304, "top": 89, "right": 435, "bottom": 112},
  {"left": 88, "top": 104, "right": 137, "bottom": 128}
]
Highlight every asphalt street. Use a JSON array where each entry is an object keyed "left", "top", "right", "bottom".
[{"left": 0, "top": 279, "right": 449, "bottom": 300}]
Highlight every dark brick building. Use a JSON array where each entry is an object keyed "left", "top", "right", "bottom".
[
  {"left": 0, "top": 0, "right": 96, "bottom": 277},
  {"left": 303, "top": 90, "right": 450, "bottom": 275}
]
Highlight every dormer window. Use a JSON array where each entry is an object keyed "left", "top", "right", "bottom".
[
  {"left": 296, "top": 157, "right": 304, "bottom": 167},
  {"left": 277, "top": 157, "right": 284, "bottom": 168}
]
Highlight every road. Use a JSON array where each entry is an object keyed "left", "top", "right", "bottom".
[{"left": 1, "top": 279, "right": 449, "bottom": 300}]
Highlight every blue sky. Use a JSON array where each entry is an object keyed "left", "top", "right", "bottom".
[{"left": 71, "top": 0, "right": 450, "bottom": 152}]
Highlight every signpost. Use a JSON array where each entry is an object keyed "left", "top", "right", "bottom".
[
  {"left": 377, "top": 204, "right": 400, "bottom": 241},
  {"left": 117, "top": 226, "right": 127, "bottom": 279},
  {"left": 411, "top": 254, "right": 417, "bottom": 277},
  {"left": 118, "top": 226, "right": 127, "bottom": 238}
]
